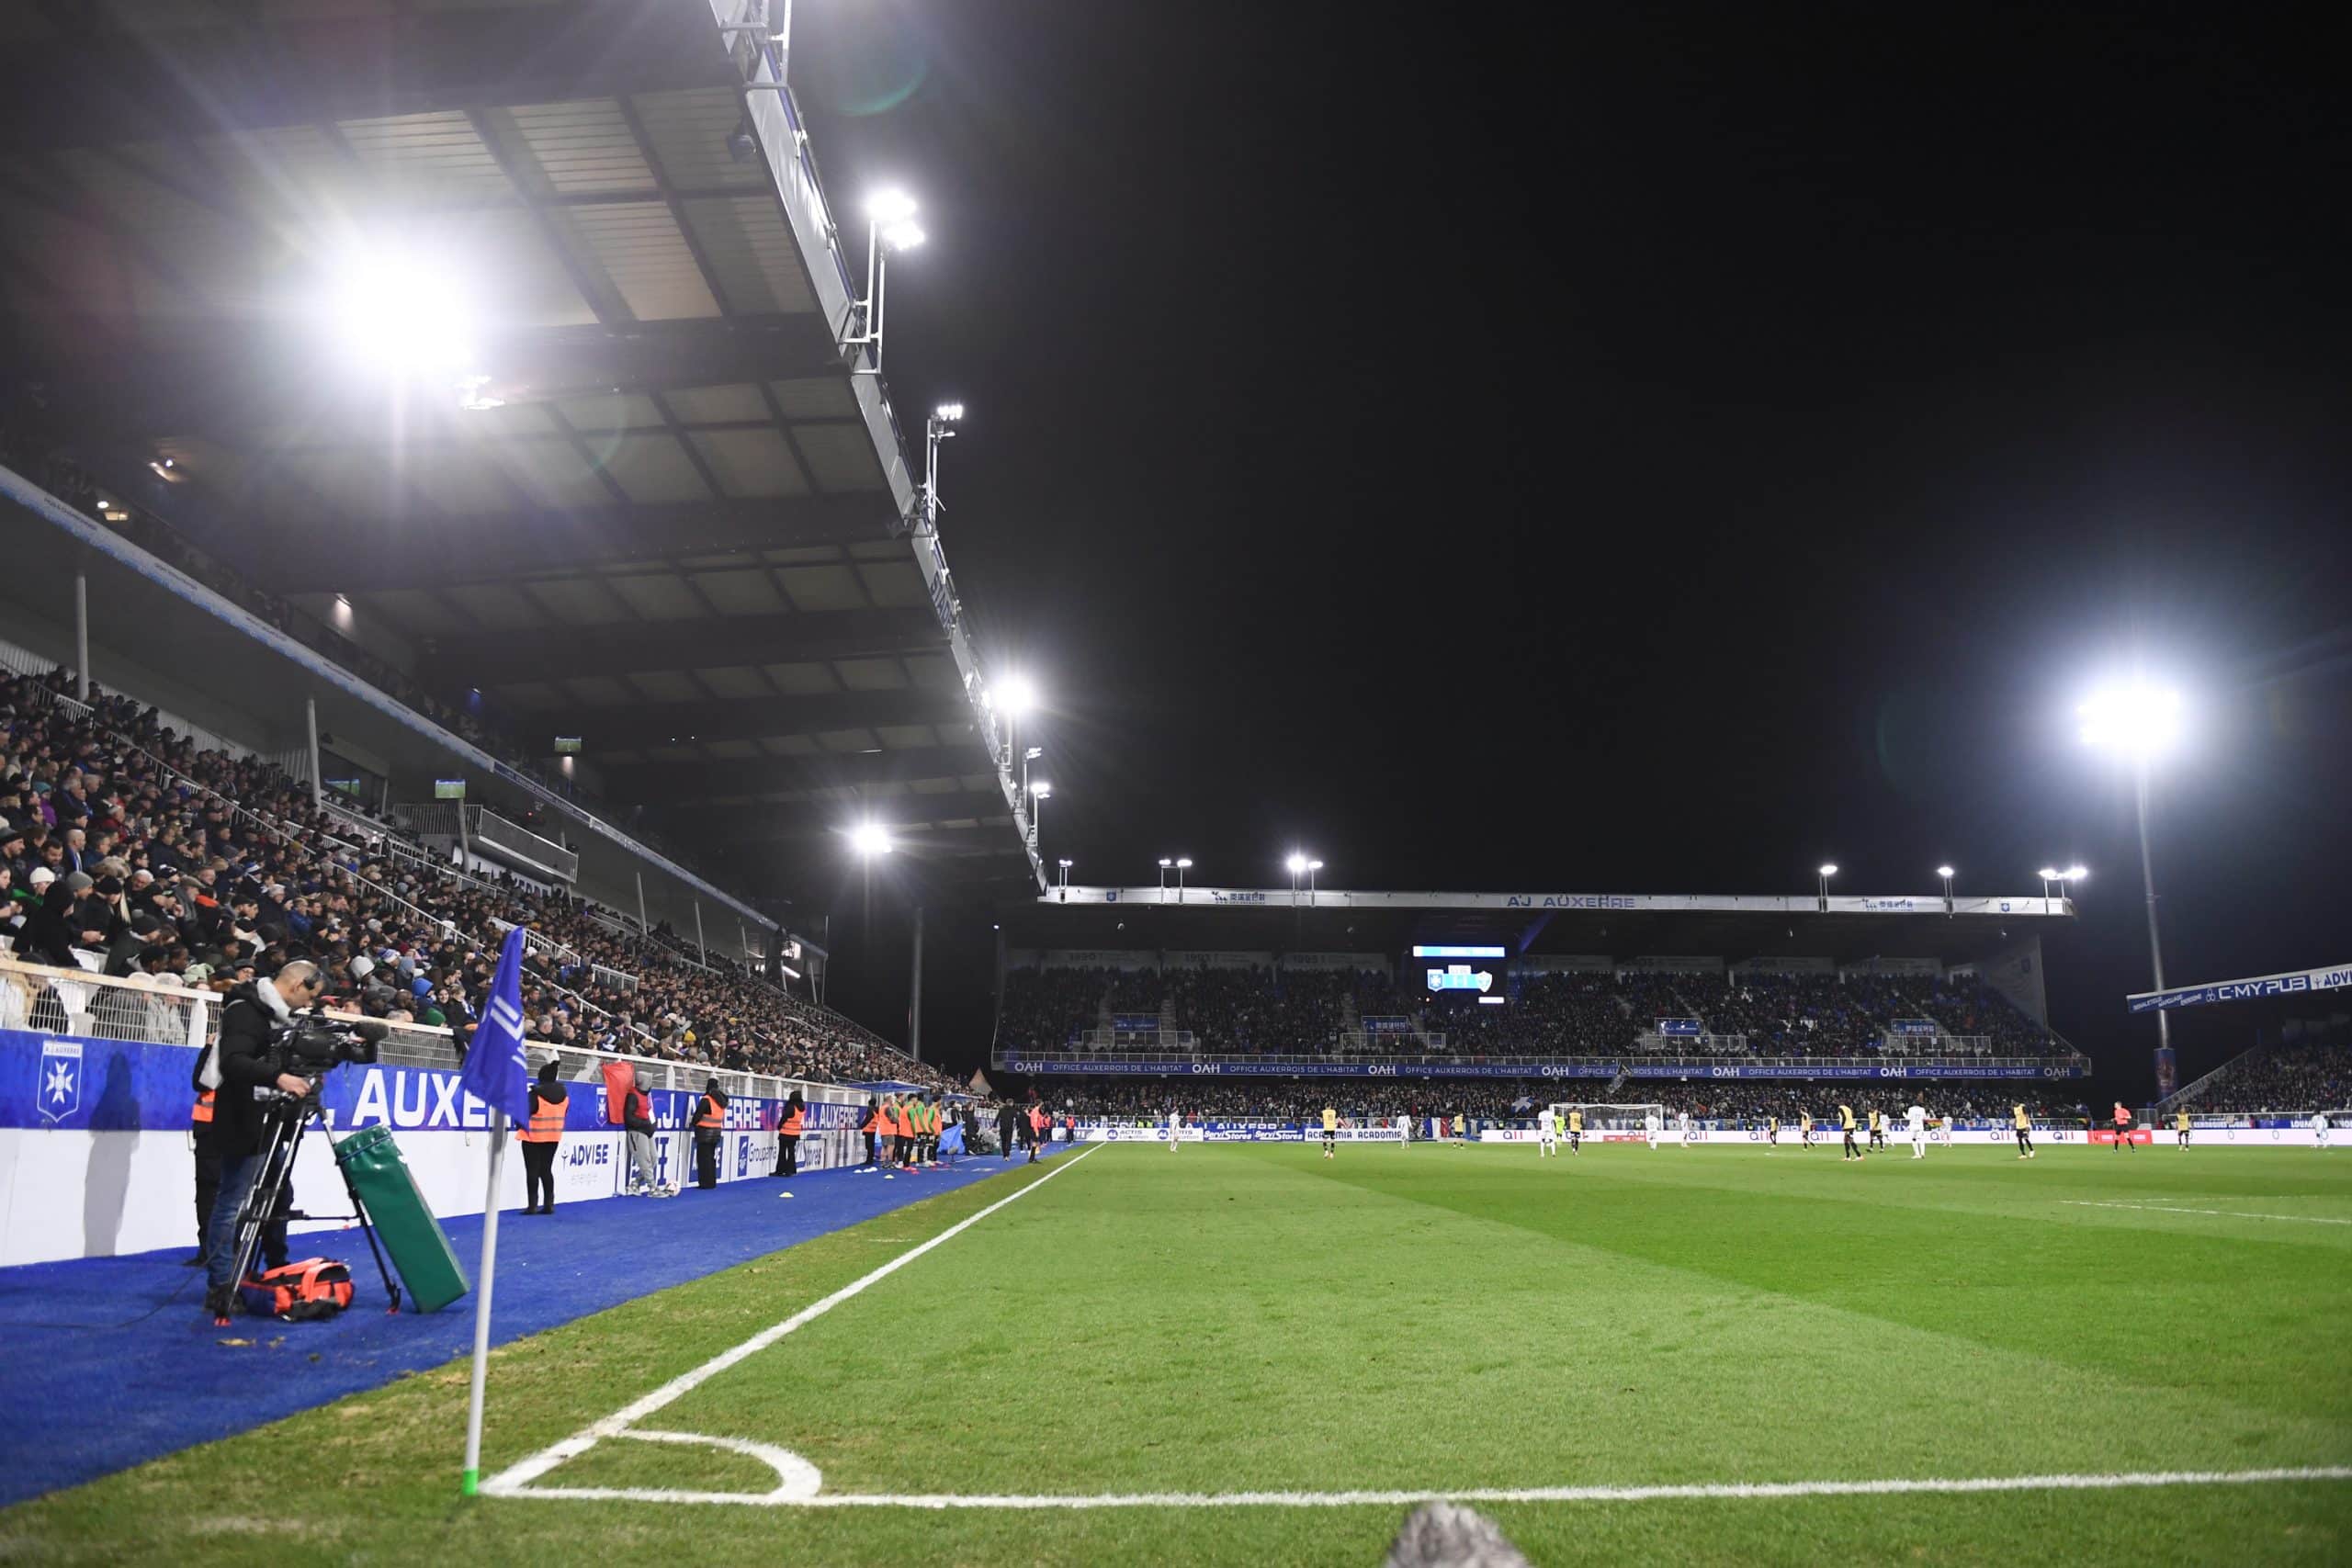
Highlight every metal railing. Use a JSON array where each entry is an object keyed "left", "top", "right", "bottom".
[{"left": 0, "top": 953, "right": 814, "bottom": 1104}]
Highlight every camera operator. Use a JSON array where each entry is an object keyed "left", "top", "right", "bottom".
[{"left": 199, "top": 959, "right": 324, "bottom": 1318}]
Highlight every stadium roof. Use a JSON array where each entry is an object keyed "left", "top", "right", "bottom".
[
  {"left": 0, "top": 0, "right": 1038, "bottom": 901},
  {"left": 1008, "top": 886, "right": 2075, "bottom": 965}
]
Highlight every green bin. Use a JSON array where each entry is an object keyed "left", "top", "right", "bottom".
[{"left": 334, "top": 1124, "right": 470, "bottom": 1314}]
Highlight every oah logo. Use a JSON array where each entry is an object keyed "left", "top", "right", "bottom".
[
  {"left": 1366, "top": 1065, "right": 1398, "bottom": 1077},
  {"left": 37, "top": 1039, "right": 82, "bottom": 1124}
]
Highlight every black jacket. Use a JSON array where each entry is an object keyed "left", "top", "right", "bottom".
[
  {"left": 995, "top": 1103, "right": 1021, "bottom": 1140},
  {"left": 206, "top": 981, "right": 292, "bottom": 1157}
]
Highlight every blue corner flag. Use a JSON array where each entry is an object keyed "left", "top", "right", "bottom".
[{"left": 460, "top": 925, "right": 533, "bottom": 1127}]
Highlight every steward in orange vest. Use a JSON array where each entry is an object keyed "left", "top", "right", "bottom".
[
  {"left": 858, "top": 1098, "right": 882, "bottom": 1166},
  {"left": 692, "top": 1078, "right": 729, "bottom": 1190},
  {"left": 776, "top": 1089, "right": 807, "bottom": 1179},
  {"left": 519, "top": 1058, "right": 567, "bottom": 1215},
  {"left": 188, "top": 1086, "right": 220, "bottom": 1262}
]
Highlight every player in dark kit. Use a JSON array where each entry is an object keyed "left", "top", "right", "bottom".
[
  {"left": 1867, "top": 1109, "right": 1887, "bottom": 1152},
  {"left": 1838, "top": 1103, "right": 1864, "bottom": 1162}
]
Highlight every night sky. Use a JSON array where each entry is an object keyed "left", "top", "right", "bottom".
[{"left": 792, "top": 4, "right": 2352, "bottom": 1092}]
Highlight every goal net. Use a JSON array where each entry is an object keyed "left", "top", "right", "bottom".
[{"left": 1550, "top": 1102, "right": 1666, "bottom": 1132}]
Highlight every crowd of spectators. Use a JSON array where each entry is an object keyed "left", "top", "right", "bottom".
[
  {"left": 995, "top": 963, "right": 2067, "bottom": 1064},
  {"left": 1030, "top": 1076, "right": 2082, "bottom": 1127},
  {"left": 0, "top": 667, "right": 953, "bottom": 1093},
  {"left": 2183, "top": 1043, "right": 2352, "bottom": 1114}
]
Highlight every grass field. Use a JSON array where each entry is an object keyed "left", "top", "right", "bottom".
[{"left": 6, "top": 1139, "right": 2351, "bottom": 1565}]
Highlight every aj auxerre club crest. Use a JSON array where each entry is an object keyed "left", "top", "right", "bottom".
[{"left": 38, "top": 1038, "right": 83, "bottom": 1124}]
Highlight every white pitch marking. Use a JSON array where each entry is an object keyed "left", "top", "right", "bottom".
[
  {"left": 492, "top": 1464, "right": 2352, "bottom": 1510},
  {"left": 2062, "top": 1201, "right": 2352, "bottom": 1226},
  {"left": 481, "top": 1144, "right": 1102, "bottom": 1497}
]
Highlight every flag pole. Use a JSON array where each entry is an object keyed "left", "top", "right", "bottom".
[{"left": 461, "top": 1106, "right": 509, "bottom": 1495}]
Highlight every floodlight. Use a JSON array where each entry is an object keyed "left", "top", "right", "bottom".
[
  {"left": 330, "top": 248, "right": 479, "bottom": 378},
  {"left": 1029, "top": 780, "right": 1052, "bottom": 800},
  {"left": 847, "top": 822, "right": 893, "bottom": 858},
  {"left": 1309, "top": 860, "right": 1324, "bottom": 872},
  {"left": 1176, "top": 858, "right": 1193, "bottom": 869},
  {"left": 1159, "top": 858, "right": 1173, "bottom": 868},
  {"left": 2038, "top": 868, "right": 2060, "bottom": 881},
  {"left": 2077, "top": 682, "right": 2184, "bottom": 758},
  {"left": 1936, "top": 865, "right": 1955, "bottom": 879},
  {"left": 865, "top": 189, "right": 919, "bottom": 225},
  {"left": 1058, "top": 859, "right": 1073, "bottom": 869},
  {"left": 1285, "top": 852, "right": 1309, "bottom": 875},
  {"left": 2063, "top": 865, "right": 2088, "bottom": 881},
  {"left": 880, "top": 220, "right": 926, "bottom": 252},
  {"left": 935, "top": 402, "right": 965, "bottom": 422},
  {"left": 1817, "top": 863, "right": 1838, "bottom": 878},
  {"left": 997, "top": 675, "right": 1036, "bottom": 717}
]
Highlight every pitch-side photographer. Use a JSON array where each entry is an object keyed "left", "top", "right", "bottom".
[{"left": 198, "top": 958, "right": 324, "bottom": 1318}]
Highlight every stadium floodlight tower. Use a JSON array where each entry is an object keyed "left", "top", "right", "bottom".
[
  {"left": 2036, "top": 863, "right": 2087, "bottom": 914},
  {"left": 2080, "top": 678, "right": 2185, "bottom": 1078},
  {"left": 1028, "top": 779, "right": 1052, "bottom": 852},
  {"left": 1057, "top": 858, "right": 1074, "bottom": 900},
  {"left": 1175, "top": 856, "right": 1193, "bottom": 901},
  {"left": 1286, "top": 852, "right": 1325, "bottom": 904},
  {"left": 1936, "top": 864, "right": 1956, "bottom": 915},
  {"left": 842, "top": 188, "right": 925, "bottom": 372},
  {"left": 1816, "top": 863, "right": 1838, "bottom": 909},
  {"left": 918, "top": 403, "right": 962, "bottom": 533},
  {"left": 993, "top": 673, "right": 1039, "bottom": 822}
]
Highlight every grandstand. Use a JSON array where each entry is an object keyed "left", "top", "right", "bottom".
[
  {"left": 994, "top": 883, "right": 2086, "bottom": 1091},
  {"left": 0, "top": 0, "right": 1039, "bottom": 1291}
]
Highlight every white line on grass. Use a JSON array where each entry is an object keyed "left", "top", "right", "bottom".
[
  {"left": 479, "top": 1143, "right": 1102, "bottom": 1498},
  {"left": 2062, "top": 1201, "right": 2352, "bottom": 1226},
  {"left": 497, "top": 1465, "right": 2352, "bottom": 1510}
]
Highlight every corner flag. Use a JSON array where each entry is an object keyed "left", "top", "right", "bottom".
[
  {"left": 460, "top": 922, "right": 532, "bottom": 1496},
  {"left": 459, "top": 924, "right": 532, "bottom": 1125}
]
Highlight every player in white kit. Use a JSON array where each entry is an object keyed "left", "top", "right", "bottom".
[
  {"left": 1676, "top": 1111, "right": 1692, "bottom": 1147},
  {"left": 1905, "top": 1101, "right": 1929, "bottom": 1158},
  {"left": 1536, "top": 1106, "right": 1557, "bottom": 1157},
  {"left": 2315, "top": 1111, "right": 2332, "bottom": 1149},
  {"left": 1644, "top": 1111, "right": 1661, "bottom": 1149},
  {"left": 1167, "top": 1108, "right": 1181, "bottom": 1152}
]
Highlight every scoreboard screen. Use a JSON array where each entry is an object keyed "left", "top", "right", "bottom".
[{"left": 1414, "top": 944, "right": 1506, "bottom": 996}]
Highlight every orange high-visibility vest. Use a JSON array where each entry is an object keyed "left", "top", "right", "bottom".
[
  {"left": 859, "top": 1105, "right": 880, "bottom": 1134},
  {"left": 695, "top": 1094, "right": 726, "bottom": 1132},
  {"left": 601, "top": 1060, "right": 633, "bottom": 1125},
  {"left": 189, "top": 1089, "right": 214, "bottom": 1126},
  {"left": 522, "top": 1093, "right": 566, "bottom": 1143},
  {"left": 781, "top": 1106, "right": 805, "bottom": 1136}
]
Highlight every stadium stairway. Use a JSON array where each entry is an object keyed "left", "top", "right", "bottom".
[{"left": 0, "top": 1145, "right": 1073, "bottom": 1507}]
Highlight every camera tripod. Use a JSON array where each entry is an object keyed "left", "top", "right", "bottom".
[{"left": 226, "top": 1087, "right": 403, "bottom": 1315}]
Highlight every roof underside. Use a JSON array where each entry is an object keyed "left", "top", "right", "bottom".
[{"left": 0, "top": 0, "right": 1030, "bottom": 897}]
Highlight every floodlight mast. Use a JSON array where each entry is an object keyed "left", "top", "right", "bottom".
[
  {"left": 921, "top": 403, "right": 962, "bottom": 534},
  {"left": 2079, "top": 682, "right": 2183, "bottom": 1078},
  {"left": 844, "top": 189, "right": 923, "bottom": 372}
]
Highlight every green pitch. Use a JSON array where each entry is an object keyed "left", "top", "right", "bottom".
[{"left": 7, "top": 1141, "right": 2351, "bottom": 1565}]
